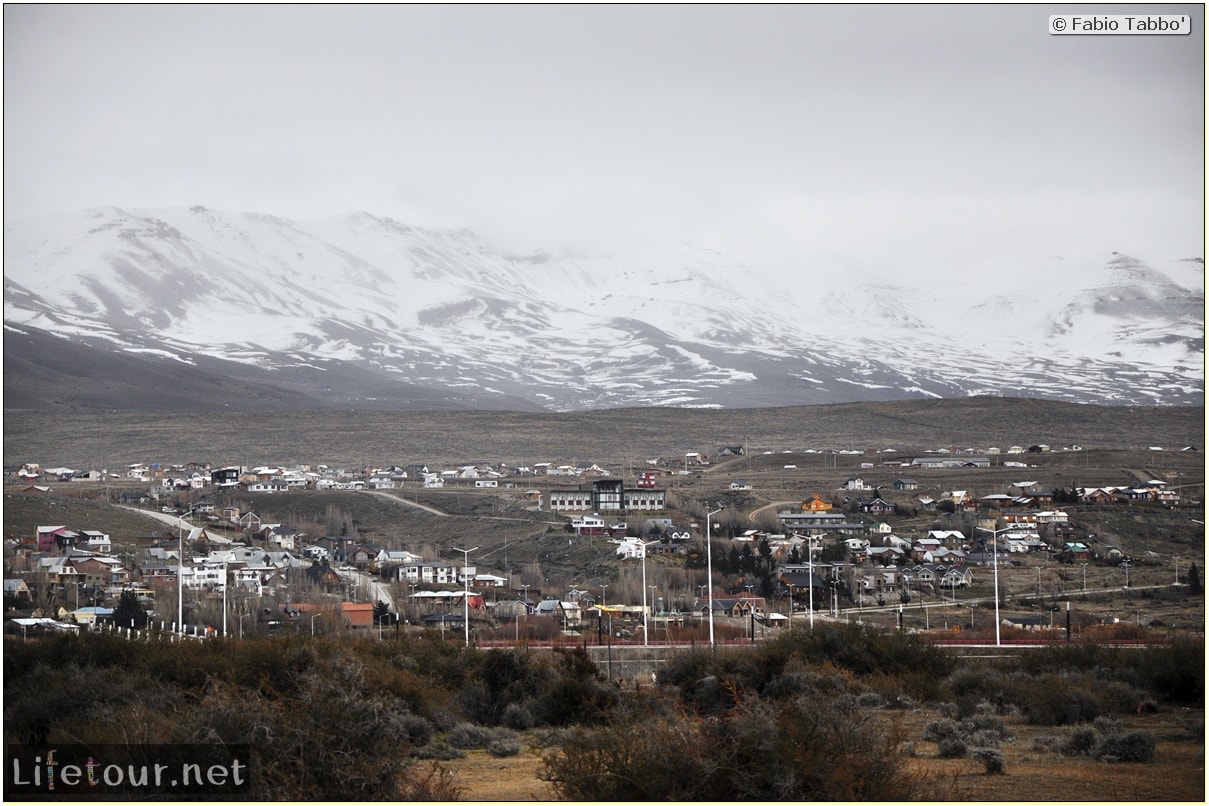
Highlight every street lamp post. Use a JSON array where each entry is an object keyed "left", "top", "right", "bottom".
[
  {"left": 453, "top": 546, "right": 479, "bottom": 648},
  {"left": 177, "top": 515, "right": 184, "bottom": 635},
  {"left": 600, "top": 583, "right": 608, "bottom": 608},
  {"left": 239, "top": 612, "right": 250, "bottom": 639},
  {"left": 1081, "top": 562, "right": 1088, "bottom": 591},
  {"left": 641, "top": 540, "right": 650, "bottom": 647},
  {"left": 706, "top": 506, "right": 723, "bottom": 647},
  {"left": 808, "top": 539, "right": 816, "bottom": 629},
  {"left": 311, "top": 613, "right": 322, "bottom": 636},
  {"left": 976, "top": 526, "right": 1009, "bottom": 647}
]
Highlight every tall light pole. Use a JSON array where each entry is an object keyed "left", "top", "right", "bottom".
[
  {"left": 600, "top": 583, "right": 608, "bottom": 608},
  {"left": 177, "top": 514, "right": 184, "bottom": 635},
  {"left": 239, "top": 612, "right": 250, "bottom": 639},
  {"left": 1081, "top": 562, "right": 1088, "bottom": 591},
  {"left": 222, "top": 559, "right": 229, "bottom": 637},
  {"left": 976, "top": 526, "right": 1008, "bottom": 647},
  {"left": 453, "top": 546, "right": 478, "bottom": 647},
  {"left": 808, "top": 539, "right": 816, "bottom": 630},
  {"left": 706, "top": 506, "right": 723, "bottom": 647},
  {"left": 641, "top": 540, "right": 650, "bottom": 647}
]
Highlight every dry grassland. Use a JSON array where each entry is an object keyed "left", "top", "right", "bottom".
[{"left": 445, "top": 707, "right": 1205, "bottom": 802}]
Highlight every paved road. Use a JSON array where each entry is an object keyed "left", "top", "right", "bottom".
[
  {"left": 361, "top": 488, "right": 449, "bottom": 516},
  {"left": 117, "top": 505, "right": 196, "bottom": 530},
  {"left": 747, "top": 500, "right": 800, "bottom": 522}
]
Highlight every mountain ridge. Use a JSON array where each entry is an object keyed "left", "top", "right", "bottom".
[{"left": 3, "top": 206, "right": 1203, "bottom": 412}]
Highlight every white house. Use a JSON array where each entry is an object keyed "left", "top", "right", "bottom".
[
  {"left": 398, "top": 561, "right": 463, "bottom": 586},
  {"left": 375, "top": 549, "right": 423, "bottom": 566},
  {"left": 614, "top": 537, "right": 650, "bottom": 560},
  {"left": 302, "top": 545, "right": 330, "bottom": 561},
  {"left": 927, "top": 530, "right": 966, "bottom": 546},
  {"left": 474, "top": 574, "right": 510, "bottom": 587},
  {"left": 80, "top": 530, "right": 112, "bottom": 554}
]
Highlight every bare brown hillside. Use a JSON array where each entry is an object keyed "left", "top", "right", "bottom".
[{"left": 4, "top": 397, "right": 1203, "bottom": 469}]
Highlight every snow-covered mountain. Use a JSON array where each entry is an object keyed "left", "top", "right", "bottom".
[{"left": 3, "top": 206, "right": 1204, "bottom": 411}]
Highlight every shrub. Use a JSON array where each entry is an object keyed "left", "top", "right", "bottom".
[
  {"left": 540, "top": 695, "right": 924, "bottom": 800},
  {"left": 762, "top": 669, "right": 817, "bottom": 700},
  {"left": 947, "top": 665, "right": 1004, "bottom": 700},
  {"left": 857, "top": 692, "right": 887, "bottom": 708},
  {"left": 971, "top": 747, "right": 1006, "bottom": 774},
  {"left": 487, "top": 739, "right": 522, "bottom": 758},
  {"left": 410, "top": 743, "right": 465, "bottom": 761},
  {"left": 938, "top": 738, "right": 968, "bottom": 758},
  {"left": 962, "top": 713, "right": 1011, "bottom": 740},
  {"left": 969, "top": 729, "right": 1003, "bottom": 748},
  {"left": 1031, "top": 734, "right": 1063, "bottom": 752},
  {"left": 1022, "top": 684, "right": 1101, "bottom": 726},
  {"left": 922, "top": 719, "right": 961, "bottom": 743},
  {"left": 1147, "top": 640, "right": 1205, "bottom": 705},
  {"left": 447, "top": 722, "right": 496, "bottom": 749},
  {"left": 399, "top": 712, "right": 435, "bottom": 746},
  {"left": 1096, "top": 731, "right": 1157, "bottom": 763},
  {"left": 501, "top": 701, "right": 536, "bottom": 730},
  {"left": 1098, "top": 680, "right": 1149, "bottom": 714},
  {"left": 1062, "top": 727, "right": 1100, "bottom": 756}
]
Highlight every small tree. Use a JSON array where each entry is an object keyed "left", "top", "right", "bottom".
[
  {"left": 373, "top": 600, "right": 391, "bottom": 624},
  {"left": 113, "top": 589, "right": 149, "bottom": 629}
]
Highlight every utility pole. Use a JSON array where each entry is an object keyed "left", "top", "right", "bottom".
[
  {"left": 976, "top": 526, "right": 1010, "bottom": 647},
  {"left": 706, "top": 506, "right": 723, "bottom": 646},
  {"left": 453, "top": 546, "right": 478, "bottom": 647}
]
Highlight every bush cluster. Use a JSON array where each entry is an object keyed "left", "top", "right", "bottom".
[
  {"left": 922, "top": 711, "right": 1013, "bottom": 757},
  {"left": 1060, "top": 726, "right": 1158, "bottom": 762},
  {"left": 539, "top": 694, "right": 924, "bottom": 800},
  {"left": 6, "top": 621, "right": 1190, "bottom": 800}
]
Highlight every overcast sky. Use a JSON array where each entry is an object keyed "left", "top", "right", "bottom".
[{"left": 4, "top": 4, "right": 1204, "bottom": 274}]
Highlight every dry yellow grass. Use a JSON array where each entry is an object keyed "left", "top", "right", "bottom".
[
  {"left": 444, "top": 748, "right": 556, "bottom": 801},
  {"left": 893, "top": 708, "right": 1205, "bottom": 802}
]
